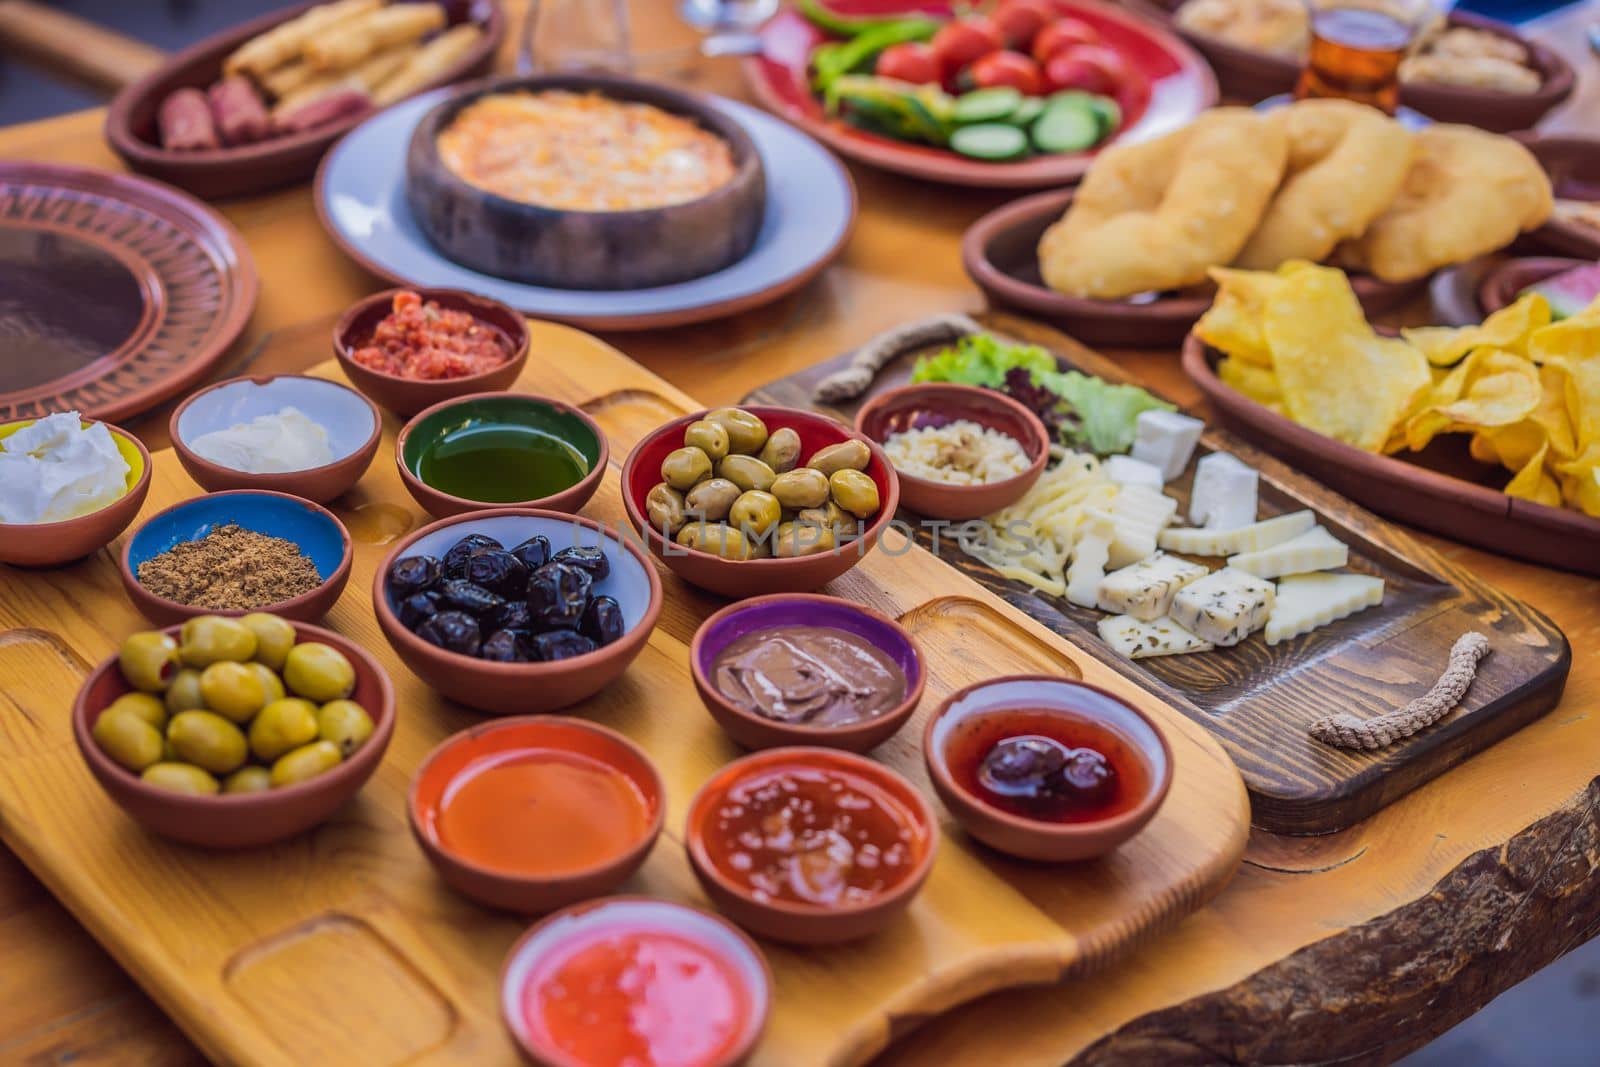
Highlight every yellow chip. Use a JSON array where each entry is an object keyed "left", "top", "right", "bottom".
[
  {"left": 1217, "top": 355, "right": 1284, "bottom": 412},
  {"left": 1554, "top": 443, "right": 1600, "bottom": 516},
  {"left": 1403, "top": 349, "right": 1541, "bottom": 452},
  {"left": 1504, "top": 439, "right": 1563, "bottom": 507},
  {"left": 1196, "top": 266, "right": 1288, "bottom": 367},
  {"left": 1529, "top": 294, "right": 1600, "bottom": 366},
  {"left": 1401, "top": 292, "right": 1551, "bottom": 367}
]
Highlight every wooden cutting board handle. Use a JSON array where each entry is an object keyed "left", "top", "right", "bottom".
[{"left": 0, "top": 0, "right": 165, "bottom": 93}]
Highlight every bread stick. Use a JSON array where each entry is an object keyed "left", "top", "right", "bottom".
[
  {"left": 372, "top": 23, "right": 483, "bottom": 105},
  {"left": 304, "top": 4, "right": 445, "bottom": 72},
  {"left": 223, "top": 0, "right": 381, "bottom": 76}
]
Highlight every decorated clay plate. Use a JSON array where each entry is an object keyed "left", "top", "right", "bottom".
[
  {"left": 0, "top": 162, "right": 257, "bottom": 423},
  {"left": 744, "top": 0, "right": 1217, "bottom": 188}
]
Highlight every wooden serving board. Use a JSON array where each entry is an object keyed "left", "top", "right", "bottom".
[
  {"left": 746, "top": 312, "right": 1572, "bottom": 836},
  {"left": 0, "top": 317, "right": 1249, "bottom": 1067}
]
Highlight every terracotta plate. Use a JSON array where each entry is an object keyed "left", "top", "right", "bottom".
[
  {"left": 744, "top": 0, "right": 1217, "bottom": 188},
  {"left": 0, "top": 162, "right": 256, "bottom": 423}
]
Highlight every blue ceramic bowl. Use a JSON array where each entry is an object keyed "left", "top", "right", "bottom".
[{"left": 118, "top": 490, "right": 353, "bottom": 625}]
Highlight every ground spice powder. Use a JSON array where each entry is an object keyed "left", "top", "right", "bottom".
[{"left": 136, "top": 523, "right": 322, "bottom": 610}]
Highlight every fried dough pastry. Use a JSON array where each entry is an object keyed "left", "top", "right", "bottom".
[
  {"left": 1400, "top": 53, "right": 1541, "bottom": 94},
  {"left": 1038, "top": 108, "right": 1288, "bottom": 300},
  {"left": 1234, "top": 100, "right": 1414, "bottom": 270},
  {"left": 1337, "top": 125, "right": 1552, "bottom": 283},
  {"left": 1174, "top": 0, "right": 1307, "bottom": 57}
]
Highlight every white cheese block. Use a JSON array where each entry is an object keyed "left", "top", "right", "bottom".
[
  {"left": 1106, "top": 486, "right": 1179, "bottom": 569},
  {"left": 1065, "top": 510, "right": 1116, "bottom": 609},
  {"left": 1228, "top": 525, "right": 1349, "bottom": 579},
  {"left": 1131, "top": 410, "right": 1204, "bottom": 482},
  {"left": 1265, "top": 572, "right": 1385, "bottom": 645},
  {"left": 1159, "top": 509, "right": 1315, "bottom": 558},
  {"left": 1104, "top": 454, "right": 1164, "bottom": 490},
  {"left": 1096, "top": 552, "right": 1209, "bottom": 620},
  {"left": 1098, "top": 614, "right": 1214, "bottom": 659},
  {"left": 1170, "top": 567, "right": 1275, "bottom": 646},
  {"left": 1189, "top": 451, "right": 1259, "bottom": 529}
]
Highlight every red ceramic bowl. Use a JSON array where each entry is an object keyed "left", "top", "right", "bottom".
[
  {"left": 923, "top": 675, "right": 1173, "bottom": 862},
  {"left": 72, "top": 619, "right": 395, "bottom": 848},
  {"left": 685, "top": 746, "right": 938, "bottom": 944},
  {"left": 333, "top": 287, "right": 531, "bottom": 417},
  {"left": 621, "top": 406, "right": 900, "bottom": 598},
  {"left": 855, "top": 382, "right": 1051, "bottom": 521},
  {"left": 410, "top": 717, "right": 664, "bottom": 913},
  {"left": 0, "top": 417, "right": 151, "bottom": 568}
]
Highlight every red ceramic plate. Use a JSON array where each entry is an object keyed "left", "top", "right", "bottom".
[
  {"left": 743, "top": 0, "right": 1217, "bottom": 188},
  {"left": 0, "top": 161, "right": 256, "bottom": 424}
]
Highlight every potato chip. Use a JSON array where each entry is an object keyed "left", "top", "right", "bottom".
[
  {"left": 1218, "top": 355, "right": 1284, "bottom": 412},
  {"left": 1555, "top": 443, "right": 1600, "bottom": 516},
  {"left": 1401, "top": 292, "right": 1550, "bottom": 367},
  {"left": 1403, "top": 349, "right": 1541, "bottom": 452},
  {"left": 1529, "top": 295, "right": 1600, "bottom": 366},
  {"left": 1196, "top": 266, "right": 1289, "bottom": 367},
  {"left": 1504, "top": 439, "right": 1563, "bottom": 507}
]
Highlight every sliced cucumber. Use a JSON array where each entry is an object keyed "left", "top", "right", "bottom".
[
  {"left": 950, "top": 122, "right": 1030, "bottom": 161},
  {"left": 953, "top": 87, "right": 1024, "bottom": 126},
  {"left": 1008, "top": 96, "right": 1046, "bottom": 128},
  {"left": 1086, "top": 94, "right": 1122, "bottom": 137},
  {"left": 1031, "top": 101, "right": 1101, "bottom": 154}
]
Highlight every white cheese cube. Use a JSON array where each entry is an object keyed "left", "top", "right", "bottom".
[
  {"left": 1098, "top": 614, "right": 1214, "bottom": 659},
  {"left": 1265, "top": 572, "right": 1385, "bottom": 645},
  {"left": 1096, "top": 552, "right": 1209, "bottom": 620},
  {"left": 1228, "top": 525, "right": 1349, "bottom": 579},
  {"left": 1065, "top": 510, "right": 1116, "bottom": 608},
  {"left": 1106, "top": 486, "right": 1179, "bottom": 569},
  {"left": 1170, "top": 567, "right": 1275, "bottom": 646},
  {"left": 1131, "top": 410, "right": 1205, "bottom": 482},
  {"left": 1159, "top": 509, "right": 1315, "bottom": 558},
  {"left": 1189, "top": 451, "right": 1259, "bottom": 529},
  {"left": 1104, "top": 455, "right": 1164, "bottom": 490}
]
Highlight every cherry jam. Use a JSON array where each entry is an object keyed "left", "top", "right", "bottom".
[{"left": 946, "top": 709, "right": 1149, "bottom": 823}]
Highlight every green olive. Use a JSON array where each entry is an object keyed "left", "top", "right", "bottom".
[
  {"left": 773, "top": 521, "right": 838, "bottom": 558},
  {"left": 717, "top": 454, "right": 776, "bottom": 493},
  {"left": 758, "top": 427, "right": 802, "bottom": 474},
  {"left": 829, "top": 468, "right": 882, "bottom": 518},
  {"left": 682, "top": 420, "right": 730, "bottom": 462},
  {"left": 246, "top": 661, "right": 286, "bottom": 704},
  {"left": 770, "top": 467, "right": 830, "bottom": 510},
  {"left": 164, "top": 669, "right": 206, "bottom": 715},
  {"left": 199, "top": 661, "right": 268, "bottom": 724},
  {"left": 283, "top": 642, "right": 355, "bottom": 703},
  {"left": 161, "top": 738, "right": 180, "bottom": 762},
  {"left": 141, "top": 762, "right": 219, "bottom": 796},
  {"left": 729, "top": 490, "right": 782, "bottom": 537},
  {"left": 318, "top": 699, "right": 375, "bottom": 757},
  {"left": 105, "top": 692, "right": 167, "bottom": 732},
  {"left": 808, "top": 439, "right": 871, "bottom": 477},
  {"left": 118, "top": 631, "right": 180, "bottom": 692},
  {"left": 221, "top": 766, "right": 272, "bottom": 795},
  {"left": 797, "top": 501, "right": 860, "bottom": 540},
  {"left": 178, "top": 616, "right": 258, "bottom": 668},
  {"left": 166, "top": 710, "right": 248, "bottom": 775},
  {"left": 704, "top": 408, "right": 769, "bottom": 455},
  {"left": 249, "top": 698, "right": 320, "bottom": 762},
  {"left": 92, "top": 709, "right": 164, "bottom": 773},
  {"left": 675, "top": 521, "right": 752, "bottom": 561},
  {"left": 660, "top": 446, "right": 713, "bottom": 491},
  {"left": 645, "top": 483, "right": 687, "bottom": 536},
  {"left": 241, "top": 612, "right": 296, "bottom": 672},
  {"left": 270, "top": 740, "right": 343, "bottom": 788},
  {"left": 685, "top": 478, "right": 741, "bottom": 521}
]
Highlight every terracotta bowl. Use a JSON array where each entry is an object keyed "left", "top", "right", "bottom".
[
  {"left": 501, "top": 896, "right": 772, "bottom": 1066},
  {"left": 170, "top": 374, "right": 381, "bottom": 503},
  {"left": 404, "top": 73, "right": 766, "bottom": 289},
  {"left": 621, "top": 406, "right": 901, "bottom": 599},
  {"left": 409, "top": 716, "right": 664, "bottom": 913},
  {"left": 333, "top": 287, "right": 530, "bottom": 417},
  {"left": 1477, "top": 257, "right": 1585, "bottom": 316},
  {"left": 372, "top": 508, "right": 662, "bottom": 715},
  {"left": 72, "top": 618, "right": 395, "bottom": 848},
  {"left": 685, "top": 746, "right": 938, "bottom": 944},
  {"left": 923, "top": 676, "right": 1173, "bottom": 862},
  {"left": 119, "top": 490, "right": 352, "bottom": 626},
  {"left": 854, "top": 382, "right": 1051, "bottom": 521},
  {"left": 395, "top": 392, "right": 608, "bottom": 519},
  {"left": 689, "top": 594, "right": 926, "bottom": 753},
  {"left": 0, "top": 417, "right": 151, "bottom": 568},
  {"left": 1520, "top": 134, "right": 1600, "bottom": 261}
]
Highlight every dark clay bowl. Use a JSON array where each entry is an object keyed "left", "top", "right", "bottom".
[
  {"left": 1477, "top": 257, "right": 1585, "bottom": 316},
  {"left": 72, "top": 618, "right": 395, "bottom": 848},
  {"left": 1520, "top": 134, "right": 1600, "bottom": 261},
  {"left": 118, "top": 490, "right": 352, "bottom": 626},
  {"left": 689, "top": 594, "right": 926, "bottom": 753},
  {"left": 621, "top": 406, "right": 900, "bottom": 599},
  {"left": 409, "top": 716, "right": 664, "bottom": 913},
  {"left": 685, "top": 746, "right": 938, "bottom": 944},
  {"left": 395, "top": 391, "right": 608, "bottom": 519},
  {"left": 372, "top": 508, "right": 663, "bottom": 715},
  {"left": 404, "top": 72, "right": 766, "bottom": 289},
  {"left": 854, "top": 383, "right": 1052, "bottom": 521},
  {"left": 0, "top": 417, "right": 151, "bottom": 568},
  {"left": 333, "top": 287, "right": 530, "bottom": 417},
  {"left": 170, "top": 374, "right": 381, "bottom": 503},
  {"left": 923, "top": 676, "right": 1173, "bottom": 862}
]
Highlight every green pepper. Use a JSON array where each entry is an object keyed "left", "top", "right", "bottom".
[
  {"left": 810, "top": 20, "right": 940, "bottom": 94},
  {"left": 798, "top": 0, "right": 941, "bottom": 38},
  {"left": 827, "top": 75, "right": 955, "bottom": 147}
]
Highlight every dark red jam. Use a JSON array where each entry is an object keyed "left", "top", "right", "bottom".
[{"left": 946, "top": 708, "right": 1148, "bottom": 823}]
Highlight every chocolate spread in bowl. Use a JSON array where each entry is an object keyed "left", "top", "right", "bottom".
[{"left": 711, "top": 626, "right": 907, "bottom": 727}]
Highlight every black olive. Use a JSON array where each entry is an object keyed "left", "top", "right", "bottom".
[
  {"left": 488, "top": 600, "right": 533, "bottom": 632},
  {"left": 530, "top": 630, "right": 597, "bottom": 662},
  {"left": 443, "top": 534, "right": 502, "bottom": 579},
  {"left": 552, "top": 545, "right": 610, "bottom": 581},
  {"left": 1059, "top": 748, "right": 1116, "bottom": 805},
  {"left": 480, "top": 628, "right": 535, "bottom": 663},
  {"left": 388, "top": 555, "right": 442, "bottom": 598},
  {"left": 579, "top": 595, "right": 625, "bottom": 647},
  {"left": 397, "top": 590, "right": 441, "bottom": 629},
  {"left": 526, "top": 562, "right": 592, "bottom": 631},
  {"left": 438, "top": 579, "right": 506, "bottom": 619},
  {"left": 415, "top": 611, "right": 481, "bottom": 656},
  {"left": 978, "top": 736, "right": 1068, "bottom": 800},
  {"left": 463, "top": 549, "right": 529, "bottom": 599},
  {"left": 509, "top": 535, "right": 552, "bottom": 572}
]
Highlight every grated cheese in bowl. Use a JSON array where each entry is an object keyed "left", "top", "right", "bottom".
[{"left": 883, "top": 420, "right": 1031, "bottom": 486}]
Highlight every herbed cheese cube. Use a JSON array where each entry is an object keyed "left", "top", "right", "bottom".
[
  {"left": 1131, "top": 410, "right": 1204, "bottom": 482},
  {"left": 1170, "top": 567, "right": 1275, "bottom": 646},
  {"left": 1159, "top": 509, "right": 1316, "bottom": 558},
  {"left": 1098, "top": 614, "right": 1214, "bottom": 660},
  {"left": 1065, "top": 510, "right": 1116, "bottom": 608},
  {"left": 1105, "top": 454, "right": 1164, "bottom": 490},
  {"left": 1096, "top": 552, "right": 1209, "bottom": 620},
  {"left": 1189, "top": 451, "right": 1259, "bottom": 530},
  {"left": 1265, "top": 572, "right": 1385, "bottom": 645},
  {"left": 1228, "top": 525, "right": 1349, "bottom": 579}
]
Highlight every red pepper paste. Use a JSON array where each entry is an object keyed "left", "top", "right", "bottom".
[{"left": 350, "top": 290, "right": 510, "bottom": 380}]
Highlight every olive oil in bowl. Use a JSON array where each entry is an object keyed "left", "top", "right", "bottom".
[{"left": 415, "top": 423, "right": 590, "bottom": 503}]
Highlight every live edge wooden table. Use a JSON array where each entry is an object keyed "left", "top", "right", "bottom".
[{"left": 3, "top": 4, "right": 1600, "bottom": 1064}]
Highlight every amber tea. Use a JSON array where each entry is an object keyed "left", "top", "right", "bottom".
[{"left": 1294, "top": 5, "right": 1414, "bottom": 114}]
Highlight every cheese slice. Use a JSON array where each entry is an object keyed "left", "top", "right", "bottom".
[
  {"left": 1169, "top": 567, "right": 1275, "bottom": 646},
  {"left": 1098, "top": 614, "right": 1213, "bottom": 660},
  {"left": 1105, "top": 454, "right": 1164, "bottom": 490},
  {"left": 1228, "top": 524, "right": 1349, "bottom": 579},
  {"left": 1158, "top": 509, "right": 1315, "bottom": 557},
  {"left": 1106, "top": 485, "right": 1179, "bottom": 569},
  {"left": 1096, "top": 552, "right": 1209, "bottom": 620},
  {"left": 1065, "top": 510, "right": 1115, "bottom": 608},
  {"left": 1265, "top": 572, "right": 1385, "bottom": 645},
  {"left": 1131, "top": 410, "right": 1204, "bottom": 482},
  {"left": 1189, "top": 451, "right": 1259, "bottom": 530}
]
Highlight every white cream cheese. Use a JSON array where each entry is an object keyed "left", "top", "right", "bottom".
[
  {"left": 188, "top": 407, "right": 334, "bottom": 474},
  {"left": 0, "top": 412, "right": 131, "bottom": 524}
]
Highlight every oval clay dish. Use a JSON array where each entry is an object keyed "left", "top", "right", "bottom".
[
  {"left": 1182, "top": 332, "right": 1600, "bottom": 576},
  {"left": 1518, "top": 134, "right": 1600, "bottom": 262},
  {"left": 105, "top": 0, "right": 505, "bottom": 201}
]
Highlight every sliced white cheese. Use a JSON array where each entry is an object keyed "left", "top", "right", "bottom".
[
  {"left": 1106, "top": 485, "right": 1179, "bottom": 569},
  {"left": 1159, "top": 509, "right": 1316, "bottom": 558},
  {"left": 1098, "top": 614, "right": 1214, "bottom": 660},
  {"left": 1096, "top": 552, "right": 1209, "bottom": 620},
  {"left": 1265, "top": 572, "right": 1385, "bottom": 645},
  {"left": 1228, "top": 524, "right": 1349, "bottom": 579},
  {"left": 1170, "top": 567, "right": 1275, "bottom": 646},
  {"left": 1131, "top": 410, "right": 1204, "bottom": 482},
  {"left": 1104, "top": 454, "right": 1164, "bottom": 490},
  {"left": 1189, "top": 451, "right": 1259, "bottom": 530},
  {"left": 1065, "top": 510, "right": 1116, "bottom": 609}
]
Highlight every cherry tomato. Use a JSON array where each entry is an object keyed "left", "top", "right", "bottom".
[
  {"left": 1043, "top": 43, "right": 1129, "bottom": 95},
  {"left": 875, "top": 41, "right": 942, "bottom": 85},
  {"left": 1031, "top": 17, "right": 1102, "bottom": 64},
  {"left": 992, "top": 0, "right": 1056, "bottom": 50},
  {"left": 970, "top": 50, "right": 1044, "bottom": 95},
  {"left": 930, "top": 16, "right": 1006, "bottom": 76}
]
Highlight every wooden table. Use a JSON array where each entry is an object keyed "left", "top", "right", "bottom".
[{"left": 1, "top": 2, "right": 1598, "bottom": 1063}]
